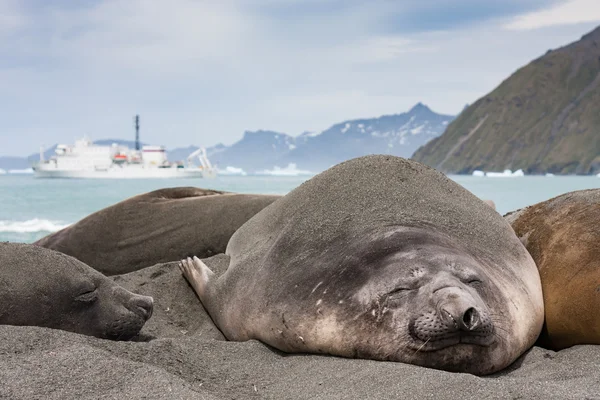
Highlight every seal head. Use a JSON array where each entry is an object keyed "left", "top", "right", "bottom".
[{"left": 0, "top": 243, "right": 153, "bottom": 340}]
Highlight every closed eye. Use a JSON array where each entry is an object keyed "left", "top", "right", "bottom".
[
  {"left": 386, "top": 287, "right": 413, "bottom": 297},
  {"left": 75, "top": 289, "right": 98, "bottom": 303}
]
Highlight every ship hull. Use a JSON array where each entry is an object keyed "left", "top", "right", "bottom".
[{"left": 33, "top": 166, "right": 209, "bottom": 179}]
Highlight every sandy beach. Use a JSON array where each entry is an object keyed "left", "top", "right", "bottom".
[{"left": 1, "top": 259, "right": 599, "bottom": 400}]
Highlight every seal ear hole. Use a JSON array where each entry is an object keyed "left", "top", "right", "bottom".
[{"left": 75, "top": 289, "right": 98, "bottom": 303}]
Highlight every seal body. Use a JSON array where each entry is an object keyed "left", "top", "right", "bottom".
[
  {"left": 0, "top": 243, "right": 153, "bottom": 340},
  {"left": 35, "top": 187, "right": 279, "bottom": 275},
  {"left": 505, "top": 189, "right": 600, "bottom": 350},
  {"left": 181, "top": 155, "right": 543, "bottom": 375}
]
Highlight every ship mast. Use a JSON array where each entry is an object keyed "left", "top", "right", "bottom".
[{"left": 135, "top": 115, "right": 140, "bottom": 151}]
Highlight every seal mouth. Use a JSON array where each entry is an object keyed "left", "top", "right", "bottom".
[
  {"left": 406, "top": 332, "right": 496, "bottom": 352},
  {"left": 136, "top": 305, "right": 153, "bottom": 320},
  {"left": 407, "top": 310, "right": 496, "bottom": 352}
]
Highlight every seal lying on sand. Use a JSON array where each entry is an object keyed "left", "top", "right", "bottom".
[
  {"left": 180, "top": 155, "right": 544, "bottom": 375},
  {"left": 0, "top": 243, "right": 153, "bottom": 340},
  {"left": 505, "top": 189, "right": 600, "bottom": 350},
  {"left": 35, "top": 187, "right": 280, "bottom": 275}
]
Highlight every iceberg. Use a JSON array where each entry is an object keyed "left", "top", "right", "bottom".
[
  {"left": 8, "top": 168, "right": 34, "bottom": 174},
  {"left": 485, "top": 169, "right": 524, "bottom": 178},
  {"left": 472, "top": 170, "right": 485, "bottom": 177},
  {"left": 255, "top": 163, "right": 313, "bottom": 177},
  {"left": 0, "top": 168, "right": 6, "bottom": 175},
  {"left": 218, "top": 166, "right": 247, "bottom": 176}
]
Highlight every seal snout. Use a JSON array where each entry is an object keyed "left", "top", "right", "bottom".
[
  {"left": 440, "top": 305, "right": 481, "bottom": 331},
  {"left": 410, "top": 286, "right": 495, "bottom": 349},
  {"left": 128, "top": 295, "right": 154, "bottom": 321},
  {"left": 437, "top": 289, "right": 492, "bottom": 339}
]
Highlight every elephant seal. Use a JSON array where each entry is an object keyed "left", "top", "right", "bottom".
[
  {"left": 0, "top": 242, "right": 153, "bottom": 340},
  {"left": 180, "top": 155, "right": 543, "bottom": 375},
  {"left": 35, "top": 187, "right": 280, "bottom": 275},
  {"left": 505, "top": 189, "right": 600, "bottom": 350}
]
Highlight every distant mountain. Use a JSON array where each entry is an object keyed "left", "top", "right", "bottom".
[
  {"left": 204, "top": 130, "right": 298, "bottom": 171},
  {"left": 0, "top": 156, "right": 29, "bottom": 170},
  {"left": 205, "top": 103, "right": 454, "bottom": 172},
  {"left": 412, "top": 25, "right": 600, "bottom": 175},
  {"left": 282, "top": 103, "right": 453, "bottom": 171},
  {"left": 1, "top": 105, "right": 454, "bottom": 173}
]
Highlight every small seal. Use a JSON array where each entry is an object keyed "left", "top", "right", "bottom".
[
  {"left": 506, "top": 189, "right": 600, "bottom": 350},
  {"left": 180, "top": 155, "right": 543, "bottom": 375},
  {"left": 0, "top": 242, "right": 153, "bottom": 340}
]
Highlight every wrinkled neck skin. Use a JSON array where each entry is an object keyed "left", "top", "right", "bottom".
[{"left": 232, "top": 226, "right": 539, "bottom": 376}]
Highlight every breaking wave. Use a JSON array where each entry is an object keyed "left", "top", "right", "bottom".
[{"left": 0, "top": 219, "right": 70, "bottom": 233}]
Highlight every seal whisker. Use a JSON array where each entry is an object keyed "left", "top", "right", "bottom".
[{"left": 413, "top": 338, "right": 430, "bottom": 355}]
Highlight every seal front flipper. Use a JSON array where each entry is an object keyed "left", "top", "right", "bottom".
[{"left": 179, "top": 256, "right": 214, "bottom": 304}]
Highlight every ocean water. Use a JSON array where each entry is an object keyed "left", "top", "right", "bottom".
[{"left": 0, "top": 174, "right": 598, "bottom": 243}]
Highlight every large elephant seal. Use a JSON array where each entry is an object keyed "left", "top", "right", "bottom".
[
  {"left": 505, "top": 189, "right": 600, "bottom": 350},
  {"left": 35, "top": 187, "right": 280, "bottom": 275},
  {"left": 0, "top": 242, "right": 153, "bottom": 340},
  {"left": 180, "top": 155, "right": 544, "bottom": 375}
]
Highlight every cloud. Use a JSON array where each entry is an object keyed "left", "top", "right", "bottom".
[
  {"left": 0, "top": 0, "right": 26, "bottom": 35},
  {"left": 504, "top": 0, "right": 600, "bottom": 30},
  {"left": 342, "top": 36, "right": 437, "bottom": 64},
  {"left": 11, "top": 0, "right": 252, "bottom": 78}
]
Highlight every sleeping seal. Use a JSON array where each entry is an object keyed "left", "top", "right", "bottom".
[
  {"left": 35, "top": 187, "right": 280, "bottom": 275},
  {"left": 0, "top": 242, "right": 153, "bottom": 340},
  {"left": 505, "top": 189, "right": 600, "bottom": 350},
  {"left": 180, "top": 155, "right": 543, "bottom": 375}
]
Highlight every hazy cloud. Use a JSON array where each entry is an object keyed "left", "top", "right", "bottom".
[
  {"left": 504, "top": 0, "right": 600, "bottom": 30},
  {"left": 0, "top": 0, "right": 597, "bottom": 155}
]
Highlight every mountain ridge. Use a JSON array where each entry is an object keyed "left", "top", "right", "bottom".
[{"left": 412, "top": 25, "right": 600, "bottom": 175}]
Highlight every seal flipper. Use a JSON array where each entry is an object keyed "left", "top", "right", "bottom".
[{"left": 179, "top": 256, "right": 214, "bottom": 305}]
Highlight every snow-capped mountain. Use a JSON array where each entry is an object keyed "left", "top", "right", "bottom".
[
  {"left": 202, "top": 130, "right": 297, "bottom": 172},
  {"left": 202, "top": 103, "right": 454, "bottom": 173}
]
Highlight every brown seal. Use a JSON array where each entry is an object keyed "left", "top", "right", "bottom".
[
  {"left": 505, "top": 189, "right": 600, "bottom": 350},
  {"left": 35, "top": 187, "right": 280, "bottom": 275}
]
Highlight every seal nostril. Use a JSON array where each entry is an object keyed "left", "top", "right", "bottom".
[
  {"left": 462, "top": 307, "right": 479, "bottom": 330},
  {"left": 130, "top": 296, "right": 154, "bottom": 320}
]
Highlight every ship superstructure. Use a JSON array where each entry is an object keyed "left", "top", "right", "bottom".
[{"left": 33, "top": 116, "right": 216, "bottom": 179}]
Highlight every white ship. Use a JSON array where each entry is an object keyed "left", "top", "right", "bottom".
[{"left": 32, "top": 116, "right": 217, "bottom": 179}]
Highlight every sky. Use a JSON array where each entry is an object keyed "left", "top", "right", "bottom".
[{"left": 1, "top": 0, "right": 600, "bottom": 156}]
